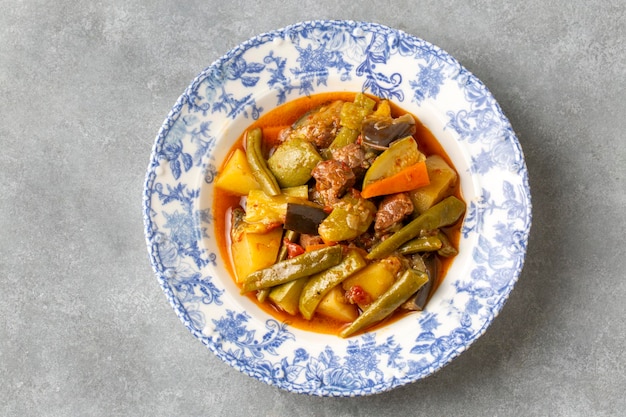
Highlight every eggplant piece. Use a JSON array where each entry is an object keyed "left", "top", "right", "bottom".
[
  {"left": 402, "top": 254, "right": 439, "bottom": 311},
  {"left": 361, "top": 114, "right": 416, "bottom": 150},
  {"left": 284, "top": 203, "right": 328, "bottom": 235}
]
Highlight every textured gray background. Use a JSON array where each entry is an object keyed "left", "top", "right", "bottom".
[{"left": 1, "top": 0, "right": 625, "bottom": 416}]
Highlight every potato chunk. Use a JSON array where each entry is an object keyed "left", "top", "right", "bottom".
[
  {"left": 341, "top": 257, "right": 400, "bottom": 309},
  {"left": 316, "top": 286, "right": 359, "bottom": 323},
  {"left": 215, "top": 149, "right": 261, "bottom": 195},
  {"left": 409, "top": 155, "right": 457, "bottom": 214},
  {"left": 231, "top": 227, "right": 282, "bottom": 283}
]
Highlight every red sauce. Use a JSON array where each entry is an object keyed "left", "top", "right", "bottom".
[{"left": 213, "top": 92, "right": 463, "bottom": 335}]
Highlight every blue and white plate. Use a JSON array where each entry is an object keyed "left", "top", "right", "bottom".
[{"left": 143, "top": 20, "right": 531, "bottom": 396}]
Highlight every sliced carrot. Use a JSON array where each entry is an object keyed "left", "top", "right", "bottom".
[
  {"left": 262, "top": 125, "right": 290, "bottom": 145},
  {"left": 305, "top": 242, "right": 335, "bottom": 252},
  {"left": 361, "top": 160, "right": 430, "bottom": 199}
]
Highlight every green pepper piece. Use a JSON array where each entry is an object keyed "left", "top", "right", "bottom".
[
  {"left": 367, "top": 196, "right": 465, "bottom": 260},
  {"left": 340, "top": 268, "right": 428, "bottom": 338},
  {"left": 246, "top": 128, "right": 281, "bottom": 196},
  {"left": 299, "top": 250, "right": 367, "bottom": 320},
  {"left": 398, "top": 235, "right": 443, "bottom": 255},
  {"left": 327, "top": 126, "right": 359, "bottom": 152},
  {"left": 353, "top": 93, "right": 376, "bottom": 111},
  {"left": 326, "top": 93, "right": 375, "bottom": 152},
  {"left": 241, "top": 245, "right": 343, "bottom": 293},
  {"left": 340, "top": 100, "right": 372, "bottom": 130},
  {"left": 318, "top": 194, "right": 376, "bottom": 243}
]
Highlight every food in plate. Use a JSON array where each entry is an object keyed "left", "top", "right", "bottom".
[{"left": 214, "top": 92, "right": 465, "bottom": 337}]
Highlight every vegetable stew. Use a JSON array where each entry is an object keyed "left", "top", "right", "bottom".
[{"left": 213, "top": 92, "right": 464, "bottom": 337}]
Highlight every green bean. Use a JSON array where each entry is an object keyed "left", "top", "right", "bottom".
[
  {"left": 340, "top": 268, "right": 428, "bottom": 338},
  {"left": 245, "top": 128, "right": 281, "bottom": 196},
  {"left": 299, "top": 250, "right": 367, "bottom": 320},
  {"left": 436, "top": 230, "right": 458, "bottom": 257},
  {"left": 276, "top": 230, "right": 300, "bottom": 262},
  {"left": 367, "top": 196, "right": 465, "bottom": 260},
  {"left": 268, "top": 277, "right": 308, "bottom": 315},
  {"left": 241, "top": 245, "right": 343, "bottom": 293},
  {"left": 256, "top": 230, "right": 300, "bottom": 303},
  {"left": 398, "top": 235, "right": 443, "bottom": 255}
]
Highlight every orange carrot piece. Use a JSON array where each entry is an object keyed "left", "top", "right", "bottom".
[
  {"left": 262, "top": 125, "right": 290, "bottom": 145},
  {"left": 361, "top": 161, "right": 430, "bottom": 199},
  {"left": 305, "top": 243, "right": 336, "bottom": 252}
]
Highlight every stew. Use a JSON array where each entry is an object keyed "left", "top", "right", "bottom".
[{"left": 213, "top": 92, "right": 464, "bottom": 337}]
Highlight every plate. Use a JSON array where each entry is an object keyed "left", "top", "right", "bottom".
[{"left": 143, "top": 20, "right": 532, "bottom": 396}]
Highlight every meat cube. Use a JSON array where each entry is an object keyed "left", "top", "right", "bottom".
[
  {"left": 279, "top": 101, "right": 343, "bottom": 148},
  {"left": 374, "top": 193, "right": 414, "bottom": 233},
  {"left": 311, "top": 159, "right": 356, "bottom": 206},
  {"left": 331, "top": 143, "right": 367, "bottom": 177}
]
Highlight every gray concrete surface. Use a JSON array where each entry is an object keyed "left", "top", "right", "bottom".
[{"left": 1, "top": 1, "right": 625, "bottom": 416}]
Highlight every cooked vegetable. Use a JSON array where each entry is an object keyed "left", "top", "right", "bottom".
[
  {"left": 402, "top": 255, "right": 438, "bottom": 311},
  {"left": 214, "top": 92, "right": 465, "bottom": 337},
  {"left": 318, "top": 193, "right": 376, "bottom": 243},
  {"left": 367, "top": 196, "right": 466, "bottom": 260},
  {"left": 398, "top": 235, "right": 443, "bottom": 254},
  {"left": 361, "top": 113, "right": 416, "bottom": 150},
  {"left": 245, "top": 189, "right": 313, "bottom": 227},
  {"left": 282, "top": 185, "right": 309, "bottom": 199},
  {"left": 436, "top": 230, "right": 458, "bottom": 257},
  {"left": 267, "top": 136, "right": 323, "bottom": 187},
  {"left": 327, "top": 127, "right": 359, "bottom": 152},
  {"left": 284, "top": 203, "right": 328, "bottom": 235},
  {"left": 340, "top": 268, "right": 429, "bottom": 338},
  {"left": 230, "top": 208, "right": 283, "bottom": 283},
  {"left": 362, "top": 136, "right": 426, "bottom": 188},
  {"left": 316, "top": 286, "right": 359, "bottom": 322},
  {"left": 257, "top": 229, "right": 300, "bottom": 303},
  {"left": 245, "top": 128, "right": 281, "bottom": 196},
  {"left": 276, "top": 229, "right": 299, "bottom": 262},
  {"left": 361, "top": 160, "right": 430, "bottom": 199},
  {"left": 241, "top": 245, "right": 343, "bottom": 293},
  {"left": 409, "top": 155, "right": 457, "bottom": 214},
  {"left": 261, "top": 125, "right": 290, "bottom": 143},
  {"left": 341, "top": 257, "right": 400, "bottom": 309},
  {"left": 371, "top": 99, "right": 391, "bottom": 118},
  {"left": 339, "top": 103, "right": 370, "bottom": 130},
  {"left": 214, "top": 148, "right": 261, "bottom": 195},
  {"left": 326, "top": 93, "right": 375, "bottom": 151},
  {"left": 269, "top": 277, "right": 308, "bottom": 315},
  {"left": 299, "top": 249, "right": 367, "bottom": 319}
]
